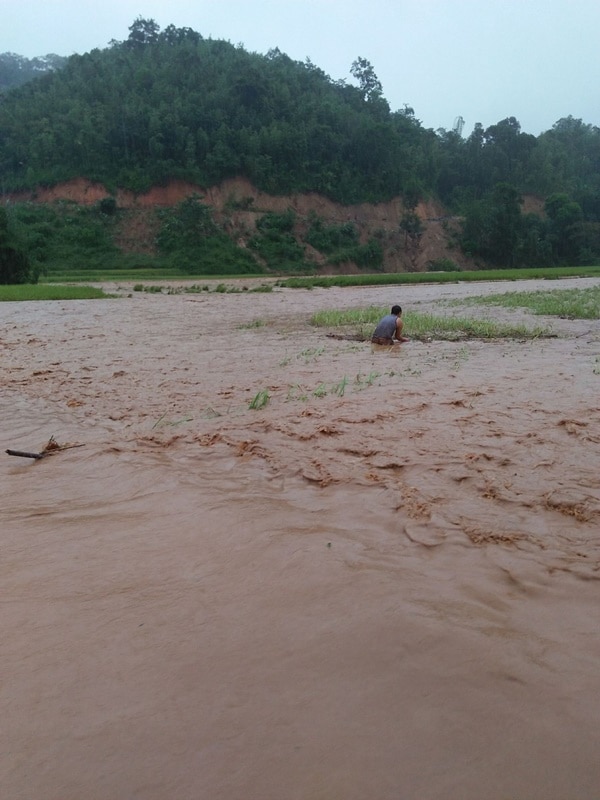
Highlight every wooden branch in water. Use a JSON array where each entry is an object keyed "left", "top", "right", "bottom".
[
  {"left": 6, "top": 449, "right": 45, "bottom": 459},
  {"left": 6, "top": 442, "right": 85, "bottom": 460}
]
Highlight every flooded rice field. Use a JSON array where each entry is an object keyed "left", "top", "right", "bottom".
[{"left": 2, "top": 277, "right": 600, "bottom": 799}]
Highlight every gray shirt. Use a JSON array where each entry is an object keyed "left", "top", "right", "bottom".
[{"left": 372, "top": 314, "right": 398, "bottom": 340}]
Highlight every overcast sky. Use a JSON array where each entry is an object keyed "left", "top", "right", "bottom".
[{"left": 3, "top": 0, "right": 598, "bottom": 136}]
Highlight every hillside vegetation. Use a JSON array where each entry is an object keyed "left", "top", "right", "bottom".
[
  {"left": 0, "top": 52, "right": 67, "bottom": 94},
  {"left": 1, "top": 17, "right": 599, "bottom": 282}
]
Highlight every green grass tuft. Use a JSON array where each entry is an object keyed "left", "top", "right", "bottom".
[
  {"left": 249, "top": 389, "right": 270, "bottom": 410},
  {"left": 238, "top": 319, "right": 266, "bottom": 329}
]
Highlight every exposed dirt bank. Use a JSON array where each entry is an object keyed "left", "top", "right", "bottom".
[{"left": 7, "top": 177, "right": 474, "bottom": 271}]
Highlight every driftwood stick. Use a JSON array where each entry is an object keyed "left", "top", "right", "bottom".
[
  {"left": 6, "top": 443, "right": 85, "bottom": 459},
  {"left": 6, "top": 449, "right": 45, "bottom": 459}
]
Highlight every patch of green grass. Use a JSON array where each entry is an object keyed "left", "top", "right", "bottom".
[
  {"left": 312, "top": 307, "right": 384, "bottom": 327},
  {"left": 45, "top": 271, "right": 180, "bottom": 284},
  {"left": 285, "top": 374, "right": 388, "bottom": 403},
  {"left": 133, "top": 284, "right": 165, "bottom": 293},
  {"left": 0, "top": 284, "right": 112, "bottom": 301},
  {"left": 299, "top": 346, "right": 325, "bottom": 362},
  {"left": 132, "top": 282, "right": 267, "bottom": 295},
  {"left": 45, "top": 270, "right": 268, "bottom": 284},
  {"left": 238, "top": 319, "right": 266, "bottom": 329},
  {"left": 452, "top": 346, "right": 470, "bottom": 370},
  {"left": 356, "top": 371, "right": 380, "bottom": 386},
  {"left": 455, "top": 286, "right": 600, "bottom": 319},
  {"left": 332, "top": 376, "right": 349, "bottom": 396},
  {"left": 311, "top": 306, "right": 549, "bottom": 340},
  {"left": 248, "top": 283, "right": 274, "bottom": 293},
  {"left": 249, "top": 389, "right": 270, "bottom": 410},
  {"left": 407, "top": 312, "right": 547, "bottom": 340},
  {"left": 287, "top": 384, "right": 308, "bottom": 402}
]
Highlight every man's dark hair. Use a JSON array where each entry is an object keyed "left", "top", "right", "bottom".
[{"left": 391, "top": 305, "right": 402, "bottom": 315}]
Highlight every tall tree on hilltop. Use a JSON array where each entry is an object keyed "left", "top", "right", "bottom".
[
  {"left": 127, "top": 17, "right": 161, "bottom": 48},
  {"left": 350, "top": 57, "right": 383, "bottom": 101}
]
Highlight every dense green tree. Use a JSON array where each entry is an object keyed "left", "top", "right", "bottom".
[
  {"left": 305, "top": 216, "right": 359, "bottom": 253},
  {"left": 350, "top": 57, "right": 384, "bottom": 102},
  {"left": 518, "top": 213, "right": 552, "bottom": 266},
  {"left": 435, "top": 128, "right": 467, "bottom": 204},
  {"left": 127, "top": 17, "right": 161, "bottom": 48},
  {"left": 399, "top": 210, "right": 424, "bottom": 248},
  {"left": 0, "top": 208, "right": 36, "bottom": 283},
  {"left": 488, "top": 183, "right": 524, "bottom": 266},
  {"left": 460, "top": 183, "right": 524, "bottom": 267},
  {"left": 248, "top": 210, "right": 306, "bottom": 271},
  {"left": 545, "top": 192, "right": 584, "bottom": 262},
  {"left": 156, "top": 195, "right": 259, "bottom": 274}
]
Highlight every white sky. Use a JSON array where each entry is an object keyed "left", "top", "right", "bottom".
[{"left": 2, "top": 0, "right": 599, "bottom": 136}]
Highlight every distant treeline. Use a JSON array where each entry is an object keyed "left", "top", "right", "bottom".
[
  {"left": 0, "top": 52, "right": 67, "bottom": 93},
  {"left": 1, "top": 17, "right": 599, "bottom": 279}
]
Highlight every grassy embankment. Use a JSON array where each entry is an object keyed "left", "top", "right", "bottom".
[{"left": 277, "top": 265, "right": 600, "bottom": 289}]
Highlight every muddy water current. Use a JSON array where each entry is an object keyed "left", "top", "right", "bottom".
[{"left": 2, "top": 279, "right": 600, "bottom": 799}]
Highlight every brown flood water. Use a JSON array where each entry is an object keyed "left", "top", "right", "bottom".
[{"left": 2, "top": 278, "right": 600, "bottom": 799}]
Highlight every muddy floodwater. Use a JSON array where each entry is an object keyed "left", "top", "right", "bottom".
[{"left": 2, "top": 277, "right": 600, "bottom": 799}]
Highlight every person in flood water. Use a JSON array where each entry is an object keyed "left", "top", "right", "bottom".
[{"left": 371, "top": 305, "right": 409, "bottom": 346}]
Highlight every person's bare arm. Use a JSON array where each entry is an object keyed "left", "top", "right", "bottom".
[{"left": 395, "top": 317, "right": 409, "bottom": 342}]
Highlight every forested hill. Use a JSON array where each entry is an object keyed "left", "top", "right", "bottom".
[
  {"left": 1, "top": 17, "right": 600, "bottom": 271},
  {"left": 0, "top": 19, "right": 431, "bottom": 203}
]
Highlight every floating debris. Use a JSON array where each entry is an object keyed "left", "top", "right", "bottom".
[{"left": 6, "top": 435, "right": 84, "bottom": 460}]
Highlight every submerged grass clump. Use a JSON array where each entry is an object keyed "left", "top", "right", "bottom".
[
  {"left": 238, "top": 318, "right": 267, "bottom": 329},
  {"left": 332, "top": 376, "right": 349, "bottom": 396},
  {"left": 454, "top": 285, "right": 600, "bottom": 319},
  {"left": 299, "top": 346, "right": 325, "bottom": 362},
  {"left": 355, "top": 371, "right": 381, "bottom": 387},
  {"left": 249, "top": 389, "right": 270, "bottom": 410},
  {"left": 132, "top": 281, "right": 273, "bottom": 295},
  {"left": 310, "top": 306, "right": 548, "bottom": 340}
]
